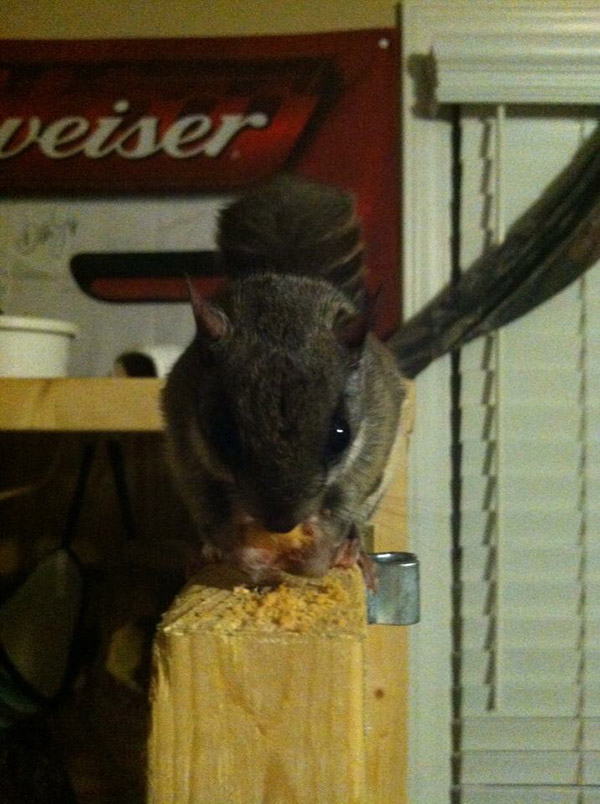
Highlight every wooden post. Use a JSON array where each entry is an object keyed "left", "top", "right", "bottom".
[
  {"left": 148, "top": 566, "right": 368, "bottom": 804},
  {"left": 148, "top": 383, "right": 414, "bottom": 804}
]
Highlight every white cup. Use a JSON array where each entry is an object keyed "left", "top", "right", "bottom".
[{"left": 0, "top": 316, "right": 78, "bottom": 377}]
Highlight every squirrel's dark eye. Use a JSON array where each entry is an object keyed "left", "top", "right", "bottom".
[
  {"left": 324, "top": 413, "right": 351, "bottom": 465},
  {"left": 208, "top": 406, "right": 243, "bottom": 467}
]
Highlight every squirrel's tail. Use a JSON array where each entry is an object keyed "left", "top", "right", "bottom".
[{"left": 217, "top": 174, "right": 366, "bottom": 305}]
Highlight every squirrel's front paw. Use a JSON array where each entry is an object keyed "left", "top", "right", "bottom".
[{"left": 332, "top": 529, "right": 377, "bottom": 591}]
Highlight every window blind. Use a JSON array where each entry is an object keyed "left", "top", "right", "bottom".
[{"left": 454, "top": 109, "right": 600, "bottom": 803}]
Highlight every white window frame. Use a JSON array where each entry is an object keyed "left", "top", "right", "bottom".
[{"left": 402, "top": 3, "right": 600, "bottom": 802}]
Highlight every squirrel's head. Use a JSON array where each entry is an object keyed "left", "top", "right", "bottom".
[{"left": 187, "top": 274, "right": 369, "bottom": 534}]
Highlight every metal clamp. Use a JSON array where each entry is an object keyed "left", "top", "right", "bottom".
[{"left": 366, "top": 552, "right": 420, "bottom": 625}]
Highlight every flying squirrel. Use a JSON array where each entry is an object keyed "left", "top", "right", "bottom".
[{"left": 162, "top": 175, "right": 407, "bottom": 587}]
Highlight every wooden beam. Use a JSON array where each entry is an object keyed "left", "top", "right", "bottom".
[{"left": 0, "top": 378, "right": 164, "bottom": 432}]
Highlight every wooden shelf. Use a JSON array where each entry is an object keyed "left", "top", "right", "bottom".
[{"left": 0, "top": 378, "right": 164, "bottom": 432}]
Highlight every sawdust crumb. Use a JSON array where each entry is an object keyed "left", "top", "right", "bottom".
[{"left": 213, "top": 573, "right": 355, "bottom": 634}]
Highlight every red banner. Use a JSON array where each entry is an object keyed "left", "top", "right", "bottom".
[{"left": 0, "top": 31, "right": 400, "bottom": 333}]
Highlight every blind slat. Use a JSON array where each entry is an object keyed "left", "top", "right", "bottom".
[
  {"left": 459, "top": 786, "right": 581, "bottom": 804},
  {"left": 460, "top": 750, "right": 579, "bottom": 785}
]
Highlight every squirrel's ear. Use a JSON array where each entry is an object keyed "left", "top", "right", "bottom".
[
  {"left": 335, "top": 282, "right": 384, "bottom": 352},
  {"left": 186, "top": 276, "right": 230, "bottom": 341},
  {"left": 334, "top": 312, "right": 369, "bottom": 351}
]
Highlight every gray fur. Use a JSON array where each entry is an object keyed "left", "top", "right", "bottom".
[{"left": 162, "top": 175, "right": 405, "bottom": 581}]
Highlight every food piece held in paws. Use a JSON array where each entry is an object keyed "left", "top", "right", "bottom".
[
  {"left": 236, "top": 521, "right": 317, "bottom": 582},
  {"left": 242, "top": 522, "right": 314, "bottom": 553}
]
